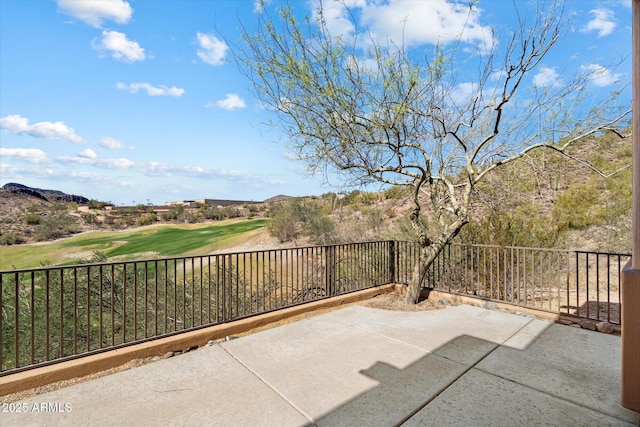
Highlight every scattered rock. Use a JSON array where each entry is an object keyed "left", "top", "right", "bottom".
[
  {"left": 185, "top": 346, "right": 198, "bottom": 352},
  {"left": 151, "top": 356, "right": 162, "bottom": 362},
  {"left": 596, "top": 321, "right": 615, "bottom": 334},
  {"left": 558, "top": 319, "right": 573, "bottom": 326},
  {"left": 162, "top": 351, "right": 174, "bottom": 359},
  {"left": 358, "top": 293, "right": 443, "bottom": 311},
  {"left": 438, "top": 298, "right": 451, "bottom": 306},
  {"left": 484, "top": 301, "right": 498, "bottom": 310},
  {"left": 580, "top": 321, "right": 597, "bottom": 331}
]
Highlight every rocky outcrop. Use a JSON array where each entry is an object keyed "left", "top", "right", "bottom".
[{"left": 1, "top": 182, "right": 89, "bottom": 204}]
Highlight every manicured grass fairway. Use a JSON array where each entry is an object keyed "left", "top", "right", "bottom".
[{"left": 0, "top": 219, "right": 267, "bottom": 270}]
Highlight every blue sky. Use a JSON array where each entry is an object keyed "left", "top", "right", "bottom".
[{"left": 0, "top": 0, "right": 632, "bottom": 205}]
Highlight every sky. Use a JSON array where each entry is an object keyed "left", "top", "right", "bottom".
[{"left": 0, "top": 0, "right": 633, "bottom": 206}]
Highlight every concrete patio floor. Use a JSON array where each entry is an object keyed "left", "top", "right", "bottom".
[{"left": 2, "top": 303, "right": 639, "bottom": 426}]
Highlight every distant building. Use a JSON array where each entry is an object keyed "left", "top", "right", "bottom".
[{"left": 166, "top": 198, "right": 261, "bottom": 208}]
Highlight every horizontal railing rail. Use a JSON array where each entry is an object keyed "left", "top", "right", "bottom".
[
  {"left": 0, "top": 241, "right": 394, "bottom": 375},
  {"left": 1, "top": 239, "right": 630, "bottom": 375},
  {"left": 394, "top": 241, "right": 630, "bottom": 326}
]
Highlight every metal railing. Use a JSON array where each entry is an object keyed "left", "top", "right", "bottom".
[
  {"left": 0, "top": 241, "right": 394, "bottom": 374},
  {"left": 395, "top": 242, "right": 630, "bottom": 325},
  {"left": 1, "top": 240, "right": 630, "bottom": 375}
]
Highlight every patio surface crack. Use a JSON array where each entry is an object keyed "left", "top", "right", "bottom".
[
  {"left": 218, "top": 344, "right": 316, "bottom": 426},
  {"left": 394, "top": 315, "right": 537, "bottom": 426}
]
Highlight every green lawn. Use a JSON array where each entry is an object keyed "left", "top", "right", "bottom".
[{"left": 0, "top": 219, "right": 267, "bottom": 270}]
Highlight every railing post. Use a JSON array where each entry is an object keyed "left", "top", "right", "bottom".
[
  {"left": 325, "top": 245, "right": 336, "bottom": 296},
  {"left": 0, "top": 273, "right": 3, "bottom": 371},
  {"left": 389, "top": 241, "right": 396, "bottom": 284},
  {"left": 221, "top": 255, "right": 227, "bottom": 323},
  {"left": 621, "top": 0, "right": 640, "bottom": 412},
  {"left": 622, "top": 262, "right": 640, "bottom": 412}
]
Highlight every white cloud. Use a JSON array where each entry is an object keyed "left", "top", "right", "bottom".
[
  {"left": 0, "top": 114, "right": 83, "bottom": 143},
  {"left": 450, "top": 82, "right": 478, "bottom": 106},
  {"left": 196, "top": 33, "right": 228, "bottom": 66},
  {"left": 100, "top": 137, "right": 134, "bottom": 150},
  {"left": 313, "top": 0, "right": 494, "bottom": 50},
  {"left": 283, "top": 151, "right": 299, "bottom": 160},
  {"left": 139, "top": 161, "right": 256, "bottom": 180},
  {"left": 253, "top": 0, "right": 272, "bottom": 14},
  {"left": 116, "top": 82, "right": 185, "bottom": 96},
  {"left": 93, "top": 30, "right": 145, "bottom": 62},
  {"left": 57, "top": 0, "right": 133, "bottom": 28},
  {"left": 103, "top": 158, "right": 136, "bottom": 168},
  {"left": 213, "top": 94, "right": 247, "bottom": 110},
  {"left": 581, "top": 63, "right": 621, "bottom": 87},
  {"left": 57, "top": 155, "right": 137, "bottom": 169},
  {"left": 66, "top": 170, "right": 104, "bottom": 182},
  {"left": 214, "top": 169, "right": 252, "bottom": 179},
  {"left": 143, "top": 161, "right": 210, "bottom": 177},
  {"left": 581, "top": 9, "right": 616, "bottom": 37},
  {"left": 314, "top": 0, "right": 361, "bottom": 39},
  {"left": 56, "top": 155, "right": 94, "bottom": 165},
  {"left": 0, "top": 148, "right": 49, "bottom": 164},
  {"left": 78, "top": 148, "right": 97, "bottom": 159},
  {"left": 100, "top": 137, "right": 122, "bottom": 149},
  {"left": 533, "top": 66, "right": 561, "bottom": 88}
]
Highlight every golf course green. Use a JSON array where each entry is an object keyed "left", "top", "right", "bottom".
[{"left": 0, "top": 219, "right": 267, "bottom": 270}]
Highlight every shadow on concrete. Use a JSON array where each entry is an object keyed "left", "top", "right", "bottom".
[
  {"left": 314, "top": 327, "right": 640, "bottom": 426},
  {"left": 560, "top": 300, "right": 621, "bottom": 325}
]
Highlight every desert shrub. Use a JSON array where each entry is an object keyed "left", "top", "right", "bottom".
[
  {"left": 160, "top": 211, "right": 173, "bottom": 221},
  {"left": 0, "top": 232, "right": 23, "bottom": 245},
  {"left": 383, "top": 185, "right": 408, "bottom": 199},
  {"left": 552, "top": 183, "right": 604, "bottom": 231},
  {"left": 341, "top": 190, "right": 361, "bottom": 206},
  {"left": 268, "top": 209, "right": 299, "bottom": 242},
  {"left": 604, "top": 169, "right": 632, "bottom": 222},
  {"left": 202, "top": 206, "right": 224, "bottom": 220},
  {"left": 462, "top": 202, "right": 557, "bottom": 248},
  {"left": 303, "top": 214, "right": 336, "bottom": 244},
  {"left": 136, "top": 204, "right": 154, "bottom": 213},
  {"left": 363, "top": 208, "right": 384, "bottom": 233},
  {"left": 178, "top": 211, "right": 198, "bottom": 223},
  {"left": 358, "top": 192, "right": 379, "bottom": 205},
  {"left": 23, "top": 212, "right": 41, "bottom": 225},
  {"left": 81, "top": 212, "right": 99, "bottom": 224},
  {"left": 119, "top": 216, "right": 136, "bottom": 227},
  {"left": 222, "top": 206, "right": 241, "bottom": 218},
  {"left": 33, "top": 214, "right": 79, "bottom": 241},
  {"left": 160, "top": 204, "right": 183, "bottom": 221},
  {"left": 267, "top": 198, "right": 335, "bottom": 243},
  {"left": 87, "top": 200, "right": 108, "bottom": 209},
  {"left": 137, "top": 213, "right": 157, "bottom": 226}
]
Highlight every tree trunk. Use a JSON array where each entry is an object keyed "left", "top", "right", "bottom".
[{"left": 404, "top": 243, "right": 443, "bottom": 304}]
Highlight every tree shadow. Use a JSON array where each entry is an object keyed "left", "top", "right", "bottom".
[
  {"left": 313, "top": 324, "right": 638, "bottom": 426},
  {"left": 560, "top": 301, "right": 621, "bottom": 324}
]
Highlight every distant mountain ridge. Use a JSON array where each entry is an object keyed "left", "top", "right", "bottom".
[{"left": 1, "top": 183, "right": 90, "bottom": 204}]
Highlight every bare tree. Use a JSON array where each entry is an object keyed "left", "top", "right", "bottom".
[{"left": 235, "top": 1, "right": 631, "bottom": 303}]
